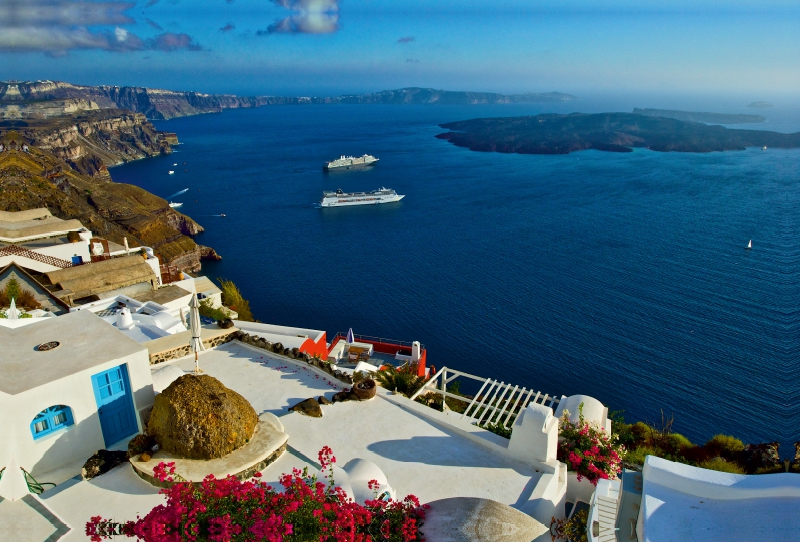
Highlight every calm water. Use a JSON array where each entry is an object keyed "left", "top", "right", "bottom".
[{"left": 112, "top": 102, "right": 800, "bottom": 452}]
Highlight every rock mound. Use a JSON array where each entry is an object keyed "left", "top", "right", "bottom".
[
  {"left": 82, "top": 450, "right": 129, "bottom": 480},
  {"left": 289, "top": 398, "right": 323, "bottom": 418},
  {"left": 147, "top": 375, "right": 258, "bottom": 460}
]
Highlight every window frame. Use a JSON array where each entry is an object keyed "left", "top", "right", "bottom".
[{"left": 30, "top": 405, "right": 74, "bottom": 440}]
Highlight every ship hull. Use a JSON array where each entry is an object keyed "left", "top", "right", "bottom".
[
  {"left": 320, "top": 195, "right": 404, "bottom": 207},
  {"left": 323, "top": 161, "right": 378, "bottom": 171}
]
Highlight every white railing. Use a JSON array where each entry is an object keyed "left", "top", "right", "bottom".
[{"left": 409, "top": 366, "right": 560, "bottom": 429}]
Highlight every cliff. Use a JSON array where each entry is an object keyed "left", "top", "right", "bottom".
[
  {"left": 0, "top": 132, "right": 213, "bottom": 273},
  {"left": 436, "top": 113, "right": 800, "bottom": 155},
  {"left": 10, "top": 110, "right": 172, "bottom": 177},
  {"left": 2, "top": 80, "right": 577, "bottom": 120}
]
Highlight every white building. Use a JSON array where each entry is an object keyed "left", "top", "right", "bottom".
[
  {"left": 0, "top": 310, "right": 155, "bottom": 483},
  {"left": 587, "top": 456, "right": 800, "bottom": 542},
  {"left": 0, "top": 208, "right": 92, "bottom": 272}
]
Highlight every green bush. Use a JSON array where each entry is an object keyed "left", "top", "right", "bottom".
[
  {"left": 373, "top": 363, "right": 427, "bottom": 398},
  {"left": 218, "top": 278, "right": 254, "bottom": 321},
  {"left": 625, "top": 446, "right": 660, "bottom": 466},
  {"left": 698, "top": 458, "right": 745, "bottom": 474},
  {"left": 704, "top": 434, "right": 744, "bottom": 460},
  {"left": 667, "top": 433, "right": 695, "bottom": 453},
  {"left": 480, "top": 421, "right": 512, "bottom": 439},
  {"left": 199, "top": 299, "right": 228, "bottom": 322}
]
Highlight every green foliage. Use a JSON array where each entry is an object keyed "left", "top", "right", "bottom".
[
  {"left": 623, "top": 446, "right": 660, "bottom": 466},
  {"left": 550, "top": 509, "right": 588, "bottom": 542},
  {"left": 698, "top": 457, "right": 745, "bottom": 474},
  {"left": 198, "top": 299, "right": 228, "bottom": 322},
  {"left": 5, "top": 278, "right": 20, "bottom": 301},
  {"left": 480, "top": 421, "right": 512, "bottom": 439},
  {"left": 373, "top": 363, "right": 427, "bottom": 398},
  {"left": 0, "top": 278, "right": 41, "bottom": 310},
  {"left": 218, "top": 278, "right": 254, "bottom": 321},
  {"left": 352, "top": 371, "right": 366, "bottom": 383},
  {"left": 667, "top": 433, "right": 694, "bottom": 452},
  {"left": 704, "top": 434, "right": 745, "bottom": 460}
]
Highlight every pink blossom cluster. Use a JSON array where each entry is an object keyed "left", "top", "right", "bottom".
[
  {"left": 556, "top": 405, "right": 624, "bottom": 486},
  {"left": 85, "top": 447, "right": 427, "bottom": 542}
]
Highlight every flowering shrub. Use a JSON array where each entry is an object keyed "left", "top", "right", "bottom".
[
  {"left": 549, "top": 509, "right": 588, "bottom": 542},
  {"left": 86, "top": 446, "right": 427, "bottom": 542},
  {"left": 557, "top": 403, "right": 624, "bottom": 485}
]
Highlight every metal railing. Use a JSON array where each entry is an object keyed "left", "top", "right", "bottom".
[
  {"left": 332, "top": 332, "right": 425, "bottom": 351},
  {"left": 409, "top": 366, "right": 560, "bottom": 429}
]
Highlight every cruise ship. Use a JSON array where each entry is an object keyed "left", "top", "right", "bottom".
[
  {"left": 323, "top": 154, "right": 379, "bottom": 171},
  {"left": 319, "top": 187, "right": 404, "bottom": 207}
]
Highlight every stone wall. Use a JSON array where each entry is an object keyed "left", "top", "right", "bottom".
[
  {"left": 149, "top": 330, "right": 237, "bottom": 365},
  {"left": 233, "top": 331, "right": 355, "bottom": 385}
]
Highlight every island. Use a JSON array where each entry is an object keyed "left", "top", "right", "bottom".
[
  {"left": 435, "top": 113, "right": 800, "bottom": 154},
  {"left": 632, "top": 108, "right": 765, "bottom": 124},
  {"left": 747, "top": 101, "right": 774, "bottom": 108},
  {"left": 2, "top": 81, "right": 576, "bottom": 120}
]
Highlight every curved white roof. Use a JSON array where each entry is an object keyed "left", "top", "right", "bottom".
[{"left": 639, "top": 456, "right": 800, "bottom": 542}]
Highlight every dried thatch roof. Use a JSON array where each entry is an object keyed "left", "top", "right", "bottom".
[
  {"left": 46, "top": 255, "right": 156, "bottom": 300},
  {"left": 0, "top": 208, "right": 85, "bottom": 240}
]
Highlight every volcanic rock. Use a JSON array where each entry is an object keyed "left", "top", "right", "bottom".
[
  {"left": 332, "top": 389, "right": 361, "bottom": 403},
  {"left": 127, "top": 433, "right": 157, "bottom": 457},
  {"left": 217, "top": 318, "right": 234, "bottom": 329},
  {"left": 741, "top": 442, "right": 781, "bottom": 473},
  {"left": 318, "top": 396, "right": 332, "bottom": 405},
  {"left": 147, "top": 375, "right": 258, "bottom": 460},
  {"left": 81, "top": 450, "right": 129, "bottom": 480},
  {"left": 289, "top": 398, "right": 323, "bottom": 418}
]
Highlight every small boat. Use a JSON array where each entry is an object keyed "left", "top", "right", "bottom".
[
  {"left": 219, "top": 213, "right": 226, "bottom": 217},
  {"left": 168, "top": 170, "right": 175, "bottom": 174},
  {"left": 762, "top": 146, "right": 767, "bottom": 150},
  {"left": 746, "top": 240, "right": 752, "bottom": 249},
  {"left": 169, "top": 202, "right": 183, "bottom": 208},
  {"left": 173, "top": 163, "right": 177, "bottom": 166}
]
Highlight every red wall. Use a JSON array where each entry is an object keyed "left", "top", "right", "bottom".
[{"left": 299, "top": 332, "right": 328, "bottom": 358}]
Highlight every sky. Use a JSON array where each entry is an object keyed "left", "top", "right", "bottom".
[{"left": 1, "top": 0, "right": 800, "bottom": 100}]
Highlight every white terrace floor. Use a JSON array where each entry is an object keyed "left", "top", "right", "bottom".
[{"left": 28, "top": 341, "right": 545, "bottom": 540}]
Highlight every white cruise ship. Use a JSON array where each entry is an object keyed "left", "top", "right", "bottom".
[
  {"left": 319, "top": 187, "right": 404, "bottom": 207},
  {"left": 323, "top": 154, "right": 379, "bottom": 171}
]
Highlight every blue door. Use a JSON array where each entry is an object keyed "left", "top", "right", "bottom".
[{"left": 91, "top": 364, "right": 138, "bottom": 447}]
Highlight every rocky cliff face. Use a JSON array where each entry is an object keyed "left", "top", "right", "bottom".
[
  {"left": 3, "top": 80, "right": 578, "bottom": 120},
  {"left": 0, "top": 133, "right": 214, "bottom": 273},
  {"left": 16, "top": 111, "right": 171, "bottom": 177}
]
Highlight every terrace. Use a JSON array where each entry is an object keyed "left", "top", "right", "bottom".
[{"left": 12, "top": 340, "right": 560, "bottom": 541}]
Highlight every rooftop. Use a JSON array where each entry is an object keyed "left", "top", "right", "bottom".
[
  {"left": 0, "top": 208, "right": 85, "bottom": 242},
  {"left": 24, "top": 341, "right": 546, "bottom": 539},
  {"left": 131, "top": 285, "right": 192, "bottom": 305},
  {"left": 45, "top": 255, "right": 157, "bottom": 301},
  {"left": 0, "top": 310, "right": 146, "bottom": 395}
]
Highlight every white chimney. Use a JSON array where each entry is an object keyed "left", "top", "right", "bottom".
[
  {"left": 116, "top": 307, "right": 134, "bottom": 330},
  {"left": 411, "top": 341, "right": 421, "bottom": 362}
]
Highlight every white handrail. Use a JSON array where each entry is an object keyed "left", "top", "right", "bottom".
[{"left": 409, "top": 366, "right": 560, "bottom": 429}]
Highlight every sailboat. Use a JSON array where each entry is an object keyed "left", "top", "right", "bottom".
[{"left": 746, "top": 240, "right": 752, "bottom": 249}]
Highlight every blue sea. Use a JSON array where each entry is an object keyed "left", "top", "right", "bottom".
[{"left": 111, "top": 100, "right": 800, "bottom": 453}]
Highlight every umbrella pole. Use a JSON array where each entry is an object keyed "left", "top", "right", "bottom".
[{"left": 194, "top": 351, "right": 202, "bottom": 374}]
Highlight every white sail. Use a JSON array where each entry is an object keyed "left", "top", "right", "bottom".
[{"left": 747, "top": 240, "right": 752, "bottom": 249}]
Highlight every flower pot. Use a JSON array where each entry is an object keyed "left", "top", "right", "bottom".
[
  {"left": 565, "top": 470, "right": 596, "bottom": 504},
  {"left": 352, "top": 378, "right": 377, "bottom": 400}
]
